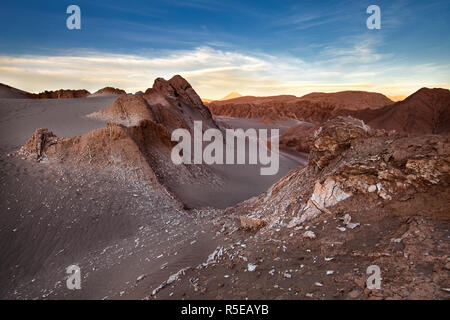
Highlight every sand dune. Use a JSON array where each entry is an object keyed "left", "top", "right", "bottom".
[
  {"left": 0, "top": 96, "right": 117, "bottom": 150},
  {"left": 0, "top": 83, "right": 33, "bottom": 99}
]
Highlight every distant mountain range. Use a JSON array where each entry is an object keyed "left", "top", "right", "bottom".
[
  {"left": 0, "top": 83, "right": 127, "bottom": 99},
  {"left": 2, "top": 81, "right": 448, "bottom": 136}
]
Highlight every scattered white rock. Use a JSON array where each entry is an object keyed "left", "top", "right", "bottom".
[
  {"left": 205, "top": 246, "right": 223, "bottom": 265},
  {"left": 347, "top": 222, "right": 360, "bottom": 229},
  {"left": 288, "top": 217, "right": 301, "bottom": 228},
  {"left": 136, "top": 274, "right": 146, "bottom": 282},
  {"left": 303, "top": 231, "right": 316, "bottom": 239},
  {"left": 343, "top": 214, "right": 351, "bottom": 225},
  {"left": 247, "top": 263, "right": 257, "bottom": 272},
  {"left": 151, "top": 267, "right": 190, "bottom": 296}
]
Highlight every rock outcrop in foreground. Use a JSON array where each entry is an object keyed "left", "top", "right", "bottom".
[
  {"left": 237, "top": 116, "right": 449, "bottom": 226},
  {"left": 279, "top": 124, "right": 318, "bottom": 154},
  {"left": 178, "top": 117, "right": 449, "bottom": 300}
]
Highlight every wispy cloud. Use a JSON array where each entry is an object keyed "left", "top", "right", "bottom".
[{"left": 0, "top": 46, "right": 448, "bottom": 99}]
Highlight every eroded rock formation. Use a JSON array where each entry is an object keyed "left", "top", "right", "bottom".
[
  {"left": 90, "top": 75, "right": 217, "bottom": 133},
  {"left": 20, "top": 75, "right": 222, "bottom": 205},
  {"left": 235, "top": 116, "right": 449, "bottom": 227}
]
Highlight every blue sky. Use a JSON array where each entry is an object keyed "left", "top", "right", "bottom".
[{"left": 0, "top": 0, "right": 449, "bottom": 99}]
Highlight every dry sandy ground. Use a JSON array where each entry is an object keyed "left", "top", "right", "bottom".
[
  {"left": 0, "top": 96, "right": 117, "bottom": 150},
  {"left": 0, "top": 96, "right": 216, "bottom": 299},
  {"left": 173, "top": 116, "right": 308, "bottom": 209},
  {"left": 0, "top": 98, "right": 309, "bottom": 299},
  {"left": 0, "top": 154, "right": 221, "bottom": 299}
]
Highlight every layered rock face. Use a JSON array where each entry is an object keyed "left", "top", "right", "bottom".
[
  {"left": 279, "top": 125, "right": 318, "bottom": 154},
  {"left": 234, "top": 116, "right": 449, "bottom": 227},
  {"left": 146, "top": 75, "right": 217, "bottom": 130},
  {"left": 90, "top": 75, "right": 217, "bottom": 133}
]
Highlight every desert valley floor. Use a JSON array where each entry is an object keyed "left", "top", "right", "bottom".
[
  {"left": 0, "top": 78, "right": 449, "bottom": 300},
  {"left": 0, "top": 94, "right": 306, "bottom": 299}
]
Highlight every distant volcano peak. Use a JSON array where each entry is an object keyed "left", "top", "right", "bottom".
[{"left": 220, "top": 92, "right": 242, "bottom": 100}]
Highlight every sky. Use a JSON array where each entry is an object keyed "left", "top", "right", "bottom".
[{"left": 0, "top": 0, "right": 449, "bottom": 99}]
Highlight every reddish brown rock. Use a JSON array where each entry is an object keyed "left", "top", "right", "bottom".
[
  {"left": 279, "top": 125, "right": 318, "bottom": 154},
  {"left": 91, "top": 75, "right": 218, "bottom": 133},
  {"left": 20, "top": 75, "right": 221, "bottom": 207},
  {"left": 240, "top": 216, "right": 267, "bottom": 230},
  {"left": 32, "top": 89, "right": 91, "bottom": 99},
  {"left": 352, "top": 88, "right": 450, "bottom": 135},
  {"left": 208, "top": 91, "right": 392, "bottom": 124},
  {"left": 231, "top": 116, "right": 450, "bottom": 227}
]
